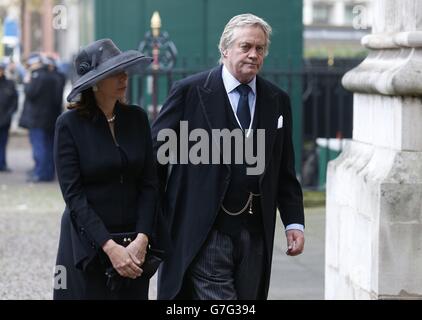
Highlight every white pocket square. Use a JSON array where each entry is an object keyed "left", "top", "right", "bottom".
[{"left": 277, "top": 115, "right": 283, "bottom": 129}]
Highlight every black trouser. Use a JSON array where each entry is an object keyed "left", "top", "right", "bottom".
[
  {"left": 183, "top": 227, "right": 265, "bottom": 300},
  {"left": 0, "top": 124, "right": 10, "bottom": 170}
]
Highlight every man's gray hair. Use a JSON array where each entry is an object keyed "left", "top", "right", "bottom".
[{"left": 218, "top": 13, "right": 272, "bottom": 64}]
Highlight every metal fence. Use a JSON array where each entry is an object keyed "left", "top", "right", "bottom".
[
  {"left": 299, "top": 66, "right": 354, "bottom": 189},
  {"left": 128, "top": 62, "right": 358, "bottom": 189}
]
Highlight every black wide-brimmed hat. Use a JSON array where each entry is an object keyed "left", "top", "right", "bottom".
[{"left": 67, "top": 39, "right": 152, "bottom": 102}]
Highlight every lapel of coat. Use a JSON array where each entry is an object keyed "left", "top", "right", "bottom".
[
  {"left": 197, "top": 65, "right": 229, "bottom": 132},
  {"left": 256, "top": 76, "right": 279, "bottom": 184},
  {"left": 197, "top": 66, "right": 231, "bottom": 171}
]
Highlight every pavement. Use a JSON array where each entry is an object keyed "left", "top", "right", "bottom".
[{"left": 0, "top": 134, "right": 325, "bottom": 300}]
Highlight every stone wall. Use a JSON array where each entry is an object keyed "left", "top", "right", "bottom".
[{"left": 325, "top": 0, "right": 422, "bottom": 299}]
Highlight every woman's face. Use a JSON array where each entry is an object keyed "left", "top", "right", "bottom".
[{"left": 95, "top": 71, "right": 128, "bottom": 101}]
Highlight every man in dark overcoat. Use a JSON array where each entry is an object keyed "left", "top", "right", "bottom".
[
  {"left": 152, "top": 14, "right": 305, "bottom": 300},
  {"left": 19, "top": 54, "right": 63, "bottom": 182}
]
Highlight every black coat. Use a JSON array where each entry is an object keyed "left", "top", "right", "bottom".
[
  {"left": 19, "top": 67, "right": 62, "bottom": 130},
  {"left": 50, "top": 68, "right": 66, "bottom": 116},
  {"left": 151, "top": 66, "right": 304, "bottom": 299},
  {"left": 0, "top": 76, "right": 18, "bottom": 128},
  {"left": 53, "top": 103, "right": 158, "bottom": 299}
]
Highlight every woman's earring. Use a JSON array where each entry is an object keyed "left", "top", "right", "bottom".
[{"left": 92, "top": 85, "right": 98, "bottom": 92}]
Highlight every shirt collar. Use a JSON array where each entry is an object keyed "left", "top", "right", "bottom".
[{"left": 222, "top": 64, "right": 256, "bottom": 96}]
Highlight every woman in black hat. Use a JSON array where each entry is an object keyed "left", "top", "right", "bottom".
[{"left": 53, "top": 39, "right": 158, "bottom": 299}]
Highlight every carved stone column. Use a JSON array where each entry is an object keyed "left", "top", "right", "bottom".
[{"left": 326, "top": 0, "right": 422, "bottom": 299}]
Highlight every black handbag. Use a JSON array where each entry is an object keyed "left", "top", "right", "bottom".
[{"left": 104, "top": 232, "right": 164, "bottom": 292}]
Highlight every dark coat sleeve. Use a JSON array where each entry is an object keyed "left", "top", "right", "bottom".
[
  {"left": 0, "top": 80, "right": 18, "bottom": 127},
  {"left": 151, "top": 81, "right": 186, "bottom": 195},
  {"left": 150, "top": 81, "right": 186, "bottom": 251},
  {"left": 54, "top": 72, "right": 65, "bottom": 114},
  {"left": 10, "top": 83, "right": 17, "bottom": 115},
  {"left": 277, "top": 93, "right": 305, "bottom": 227},
  {"left": 54, "top": 115, "right": 111, "bottom": 249},
  {"left": 24, "top": 72, "right": 44, "bottom": 99},
  {"left": 136, "top": 111, "right": 159, "bottom": 238}
]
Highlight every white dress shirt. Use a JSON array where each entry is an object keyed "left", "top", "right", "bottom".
[
  {"left": 222, "top": 65, "right": 256, "bottom": 135},
  {"left": 221, "top": 65, "right": 304, "bottom": 234}
]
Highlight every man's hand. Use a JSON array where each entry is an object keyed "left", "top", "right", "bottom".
[
  {"left": 24, "top": 72, "right": 31, "bottom": 84},
  {"left": 285, "top": 229, "right": 304, "bottom": 256}
]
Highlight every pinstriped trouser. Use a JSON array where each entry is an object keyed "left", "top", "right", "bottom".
[{"left": 184, "top": 227, "right": 266, "bottom": 300}]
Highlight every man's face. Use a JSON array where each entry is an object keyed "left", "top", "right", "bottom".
[{"left": 223, "top": 26, "right": 267, "bottom": 83}]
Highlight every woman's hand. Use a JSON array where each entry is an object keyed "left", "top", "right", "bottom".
[
  {"left": 126, "top": 233, "right": 149, "bottom": 267},
  {"left": 102, "top": 239, "right": 142, "bottom": 279}
]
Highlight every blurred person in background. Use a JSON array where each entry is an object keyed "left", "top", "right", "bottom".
[
  {"left": 5, "top": 58, "right": 25, "bottom": 85},
  {"left": 19, "top": 53, "right": 63, "bottom": 182},
  {"left": 0, "top": 62, "right": 18, "bottom": 172},
  {"left": 45, "top": 56, "right": 66, "bottom": 119}
]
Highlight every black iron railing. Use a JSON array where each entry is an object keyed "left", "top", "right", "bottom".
[{"left": 128, "top": 62, "right": 357, "bottom": 189}]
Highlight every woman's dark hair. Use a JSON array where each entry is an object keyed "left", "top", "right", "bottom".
[
  {"left": 67, "top": 89, "right": 99, "bottom": 119},
  {"left": 67, "top": 88, "right": 129, "bottom": 119}
]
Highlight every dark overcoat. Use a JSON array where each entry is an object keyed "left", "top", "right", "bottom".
[
  {"left": 0, "top": 75, "right": 18, "bottom": 128},
  {"left": 19, "top": 67, "right": 62, "bottom": 130},
  {"left": 53, "top": 103, "right": 158, "bottom": 299},
  {"left": 151, "top": 66, "right": 304, "bottom": 299}
]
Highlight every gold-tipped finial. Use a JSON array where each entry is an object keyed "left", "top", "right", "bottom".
[
  {"left": 151, "top": 11, "right": 161, "bottom": 37},
  {"left": 327, "top": 52, "right": 334, "bottom": 67}
]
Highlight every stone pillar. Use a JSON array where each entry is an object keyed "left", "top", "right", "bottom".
[
  {"left": 22, "top": 2, "right": 31, "bottom": 58},
  {"left": 332, "top": 0, "right": 345, "bottom": 26},
  {"left": 326, "top": 0, "right": 422, "bottom": 299},
  {"left": 42, "top": 0, "right": 54, "bottom": 54},
  {"left": 303, "top": 0, "right": 313, "bottom": 26}
]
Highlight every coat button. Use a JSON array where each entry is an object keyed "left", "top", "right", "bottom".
[
  {"left": 91, "top": 242, "right": 96, "bottom": 249},
  {"left": 79, "top": 227, "right": 85, "bottom": 235}
]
